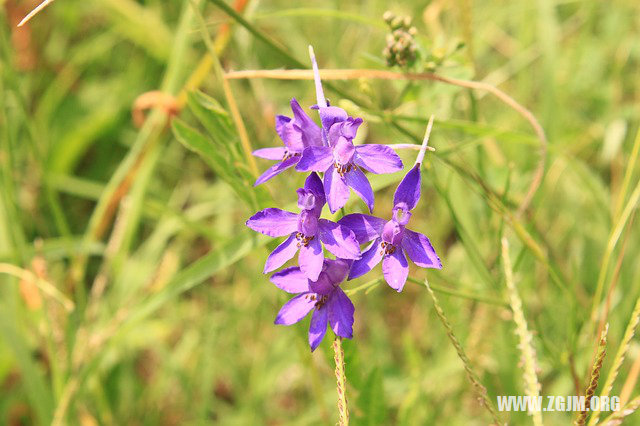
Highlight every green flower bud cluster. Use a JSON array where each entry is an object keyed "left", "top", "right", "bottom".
[{"left": 382, "top": 11, "right": 418, "bottom": 68}]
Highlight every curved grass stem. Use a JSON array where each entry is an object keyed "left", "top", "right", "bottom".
[{"left": 224, "top": 68, "right": 547, "bottom": 215}]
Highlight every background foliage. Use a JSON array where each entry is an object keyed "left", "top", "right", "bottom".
[{"left": 1, "top": 0, "right": 639, "bottom": 424}]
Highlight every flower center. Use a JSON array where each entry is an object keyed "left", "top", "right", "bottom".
[
  {"left": 295, "top": 232, "right": 315, "bottom": 247},
  {"left": 379, "top": 241, "right": 397, "bottom": 256},
  {"left": 334, "top": 162, "right": 355, "bottom": 176},
  {"left": 305, "top": 293, "right": 329, "bottom": 309},
  {"left": 282, "top": 151, "right": 301, "bottom": 161}
]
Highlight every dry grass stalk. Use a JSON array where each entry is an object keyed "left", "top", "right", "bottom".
[
  {"left": 576, "top": 324, "right": 609, "bottom": 425},
  {"left": 589, "top": 298, "right": 640, "bottom": 426},
  {"left": 502, "top": 238, "right": 543, "bottom": 426}
]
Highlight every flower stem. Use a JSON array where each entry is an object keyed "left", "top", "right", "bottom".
[
  {"left": 415, "top": 114, "right": 435, "bottom": 165},
  {"left": 333, "top": 336, "right": 349, "bottom": 426}
]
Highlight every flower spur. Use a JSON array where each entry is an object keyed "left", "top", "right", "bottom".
[{"left": 246, "top": 172, "right": 360, "bottom": 280}]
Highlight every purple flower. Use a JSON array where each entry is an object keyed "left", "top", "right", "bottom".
[
  {"left": 338, "top": 164, "right": 442, "bottom": 292},
  {"left": 246, "top": 173, "right": 361, "bottom": 280},
  {"left": 296, "top": 106, "right": 403, "bottom": 213},
  {"left": 271, "top": 258, "right": 355, "bottom": 351},
  {"left": 253, "top": 98, "right": 322, "bottom": 186}
]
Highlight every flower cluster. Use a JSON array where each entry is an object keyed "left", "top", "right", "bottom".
[{"left": 246, "top": 48, "right": 442, "bottom": 351}]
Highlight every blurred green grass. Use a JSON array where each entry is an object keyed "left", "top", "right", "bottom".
[{"left": 1, "top": 0, "right": 639, "bottom": 424}]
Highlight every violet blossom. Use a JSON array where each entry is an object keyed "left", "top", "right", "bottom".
[
  {"left": 271, "top": 258, "right": 355, "bottom": 351},
  {"left": 295, "top": 47, "right": 404, "bottom": 214},
  {"left": 296, "top": 108, "right": 404, "bottom": 214},
  {"left": 253, "top": 98, "right": 322, "bottom": 186},
  {"left": 338, "top": 163, "right": 442, "bottom": 291},
  {"left": 246, "top": 172, "right": 360, "bottom": 280}
]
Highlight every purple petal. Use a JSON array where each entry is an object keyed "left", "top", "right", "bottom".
[
  {"left": 333, "top": 137, "right": 355, "bottom": 164},
  {"left": 324, "top": 167, "right": 350, "bottom": 213},
  {"left": 276, "top": 118, "right": 305, "bottom": 153},
  {"left": 308, "top": 307, "right": 328, "bottom": 351},
  {"left": 270, "top": 266, "right": 311, "bottom": 293},
  {"left": 297, "top": 209, "right": 319, "bottom": 236},
  {"left": 246, "top": 208, "right": 298, "bottom": 237},
  {"left": 319, "top": 106, "right": 348, "bottom": 131},
  {"left": 264, "top": 234, "right": 299, "bottom": 273},
  {"left": 274, "top": 294, "right": 315, "bottom": 325},
  {"left": 275, "top": 115, "right": 291, "bottom": 141},
  {"left": 304, "top": 172, "right": 325, "bottom": 201},
  {"left": 296, "top": 146, "right": 333, "bottom": 172},
  {"left": 328, "top": 288, "right": 354, "bottom": 339},
  {"left": 324, "top": 258, "right": 351, "bottom": 284},
  {"left": 253, "top": 147, "right": 286, "bottom": 160},
  {"left": 299, "top": 237, "right": 324, "bottom": 281},
  {"left": 348, "top": 239, "right": 383, "bottom": 280},
  {"left": 254, "top": 156, "right": 299, "bottom": 186},
  {"left": 402, "top": 229, "right": 442, "bottom": 269},
  {"left": 339, "top": 117, "right": 363, "bottom": 140},
  {"left": 382, "top": 250, "right": 409, "bottom": 292},
  {"left": 337, "top": 214, "right": 385, "bottom": 244},
  {"left": 290, "top": 98, "right": 322, "bottom": 147},
  {"left": 345, "top": 167, "right": 374, "bottom": 213},
  {"left": 317, "top": 219, "right": 360, "bottom": 259},
  {"left": 393, "top": 164, "right": 421, "bottom": 210},
  {"left": 354, "top": 144, "right": 403, "bottom": 174}
]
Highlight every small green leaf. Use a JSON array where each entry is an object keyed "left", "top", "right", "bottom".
[{"left": 186, "top": 91, "right": 235, "bottom": 150}]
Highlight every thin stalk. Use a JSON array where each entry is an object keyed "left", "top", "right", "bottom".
[
  {"left": 502, "top": 238, "right": 543, "bottom": 426},
  {"left": 333, "top": 337, "right": 349, "bottom": 426},
  {"left": 189, "top": 0, "right": 258, "bottom": 176},
  {"left": 589, "top": 298, "right": 640, "bottom": 425},
  {"left": 406, "top": 277, "right": 507, "bottom": 306},
  {"left": 576, "top": 325, "right": 609, "bottom": 426},
  {"left": 388, "top": 143, "right": 435, "bottom": 153},
  {"left": 415, "top": 115, "right": 435, "bottom": 165},
  {"left": 423, "top": 278, "right": 501, "bottom": 424},
  {"left": 590, "top": 178, "right": 640, "bottom": 326},
  {"left": 17, "top": 0, "right": 56, "bottom": 26}
]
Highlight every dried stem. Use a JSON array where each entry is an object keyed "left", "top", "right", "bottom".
[
  {"left": 225, "top": 68, "right": 547, "bottom": 215},
  {"left": 502, "top": 238, "right": 543, "bottom": 426},
  {"left": 17, "top": 0, "right": 56, "bottom": 27},
  {"left": 576, "top": 324, "right": 609, "bottom": 425},
  {"left": 333, "top": 337, "right": 349, "bottom": 426}
]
